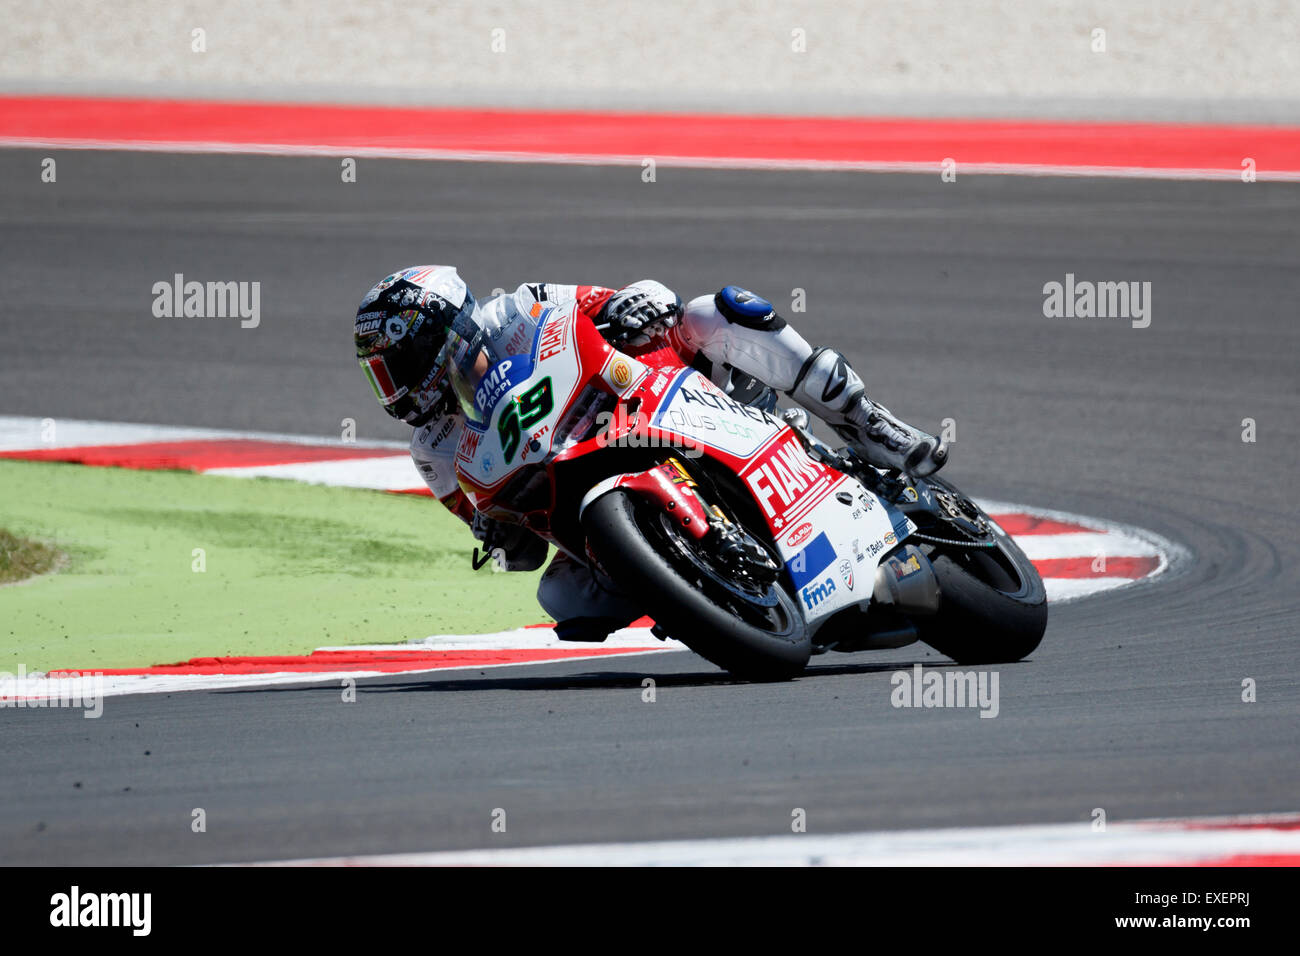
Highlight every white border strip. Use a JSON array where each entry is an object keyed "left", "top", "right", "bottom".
[
  {"left": 5, "top": 136, "right": 1299, "bottom": 181},
  {"left": 0, "top": 414, "right": 407, "bottom": 452},
  {"left": 1, "top": 644, "right": 675, "bottom": 701},
  {"left": 252, "top": 812, "right": 1300, "bottom": 867}
]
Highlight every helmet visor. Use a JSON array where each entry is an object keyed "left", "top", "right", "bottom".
[{"left": 359, "top": 352, "right": 406, "bottom": 407}]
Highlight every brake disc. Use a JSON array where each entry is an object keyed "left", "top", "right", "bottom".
[{"left": 656, "top": 513, "right": 780, "bottom": 607}]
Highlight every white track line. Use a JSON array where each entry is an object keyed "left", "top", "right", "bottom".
[
  {"left": 0, "top": 414, "right": 405, "bottom": 452},
  {"left": 204, "top": 455, "right": 420, "bottom": 489},
  {"left": 5, "top": 137, "right": 1300, "bottom": 182},
  {"left": 1013, "top": 532, "right": 1161, "bottom": 561},
  {"left": 1041, "top": 577, "right": 1159, "bottom": 602},
  {"left": 0, "top": 644, "right": 677, "bottom": 702},
  {"left": 358, "top": 624, "right": 682, "bottom": 652},
  {"left": 252, "top": 812, "right": 1300, "bottom": 867}
]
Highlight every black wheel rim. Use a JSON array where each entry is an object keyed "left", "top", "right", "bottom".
[{"left": 634, "top": 505, "right": 798, "bottom": 637}]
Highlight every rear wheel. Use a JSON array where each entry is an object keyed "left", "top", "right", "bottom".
[
  {"left": 919, "top": 547, "right": 1047, "bottom": 663},
  {"left": 582, "top": 490, "right": 809, "bottom": 680},
  {"left": 910, "top": 481, "right": 1047, "bottom": 663}
]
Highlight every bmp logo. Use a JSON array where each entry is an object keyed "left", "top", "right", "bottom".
[
  {"left": 474, "top": 359, "right": 516, "bottom": 412},
  {"left": 801, "top": 577, "right": 836, "bottom": 609},
  {"left": 50, "top": 886, "right": 151, "bottom": 936}
]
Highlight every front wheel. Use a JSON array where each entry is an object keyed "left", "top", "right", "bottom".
[{"left": 582, "top": 490, "right": 810, "bottom": 680}]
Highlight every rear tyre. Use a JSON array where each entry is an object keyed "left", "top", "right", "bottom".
[
  {"left": 582, "top": 490, "right": 810, "bottom": 680},
  {"left": 916, "top": 536, "right": 1047, "bottom": 664}
]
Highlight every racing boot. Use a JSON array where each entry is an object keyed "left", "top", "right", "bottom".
[
  {"left": 538, "top": 552, "right": 642, "bottom": 643},
  {"left": 789, "top": 347, "right": 948, "bottom": 476}
]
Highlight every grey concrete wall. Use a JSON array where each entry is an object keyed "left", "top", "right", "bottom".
[{"left": 3, "top": 1, "right": 1299, "bottom": 120}]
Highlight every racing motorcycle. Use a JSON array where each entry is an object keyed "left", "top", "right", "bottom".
[{"left": 447, "top": 301, "right": 1047, "bottom": 680}]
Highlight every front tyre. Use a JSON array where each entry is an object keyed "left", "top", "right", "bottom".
[{"left": 582, "top": 490, "right": 810, "bottom": 680}]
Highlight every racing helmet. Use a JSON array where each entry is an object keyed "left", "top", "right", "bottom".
[{"left": 354, "top": 265, "right": 478, "bottom": 425}]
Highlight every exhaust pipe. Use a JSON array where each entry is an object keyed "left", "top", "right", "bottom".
[{"left": 873, "top": 544, "right": 940, "bottom": 617}]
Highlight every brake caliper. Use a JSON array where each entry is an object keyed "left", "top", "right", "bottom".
[
  {"left": 710, "top": 519, "right": 781, "bottom": 588},
  {"left": 691, "top": 481, "right": 781, "bottom": 588}
]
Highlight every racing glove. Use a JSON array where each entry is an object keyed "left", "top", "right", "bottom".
[
  {"left": 601, "top": 280, "right": 684, "bottom": 347},
  {"left": 471, "top": 512, "right": 548, "bottom": 572}
]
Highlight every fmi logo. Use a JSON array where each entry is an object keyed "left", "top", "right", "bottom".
[
  {"left": 801, "top": 577, "right": 836, "bottom": 609},
  {"left": 50, "top": 886, "right": 151, "bottom": 936}
]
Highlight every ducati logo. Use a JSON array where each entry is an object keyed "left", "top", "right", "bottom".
[{"left": 839, "top": 558, "right": 854, "bottom": 591}]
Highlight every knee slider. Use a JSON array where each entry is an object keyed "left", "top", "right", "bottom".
[{"left": 714, "top": 285, "right": 786, "bottom": 331}]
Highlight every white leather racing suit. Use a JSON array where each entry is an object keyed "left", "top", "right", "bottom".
[{"left": 411, "top": 280, "right": 822, "bottom": 625}]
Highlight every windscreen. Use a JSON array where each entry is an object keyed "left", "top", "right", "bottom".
[{"left": 441, "top": 323, "right": 503, "bottom": 426}]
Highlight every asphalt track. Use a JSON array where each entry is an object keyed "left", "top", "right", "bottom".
[{"left": 1, "top": 149, "right": 1297, "bottom": 864}]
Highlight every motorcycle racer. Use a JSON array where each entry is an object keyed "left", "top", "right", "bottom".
[{"left": 354, "top": 264, "right": 946, "bottom": 640}]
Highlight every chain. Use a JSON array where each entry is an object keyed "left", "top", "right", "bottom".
[{"left": 908, "top": 531, "right": 998, "bottom": 549}]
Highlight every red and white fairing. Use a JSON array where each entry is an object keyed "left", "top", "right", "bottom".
[{"left": 454, "top": 303, "right": 912, "bottom": 626}]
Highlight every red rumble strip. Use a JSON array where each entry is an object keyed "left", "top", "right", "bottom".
[
  {"left": 2, "top": 95, "right": 1299, "bottom": 178},
  {"left": 53, "top": 646, "right": 661, "bottom": 677},
  {"left": 0, "top": 438, "right": 402, "bottom": 471},
  {"left": 986, "top": 513, "right": 1103, "bottom": 536}
]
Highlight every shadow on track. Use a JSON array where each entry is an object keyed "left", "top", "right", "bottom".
[{"left": 214, "top": 657, "right": 947, "bottom": 696}]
